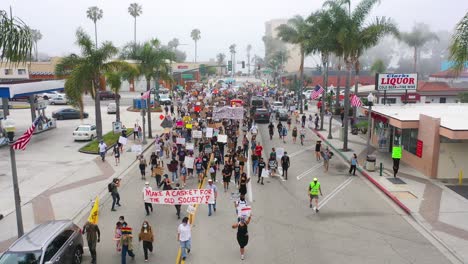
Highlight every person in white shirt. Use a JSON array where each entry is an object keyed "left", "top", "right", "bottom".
[
  {"left": 234, "top": 194, "right": 248, "bottom": 220},
  {"left": 250, "top": 124, "right": 258, "bottom": 136},
  {"left": 142, "top": 182, "right": 153, "bottom": 216},
  {"left": 177, "top": 217, "right": 191, "bottom": 261},
  {"left": 98, "top": 140, "right": 107, "bottom": 162},
  {"left": 207, "top": 179, "right": 218, "bottom": 216}
]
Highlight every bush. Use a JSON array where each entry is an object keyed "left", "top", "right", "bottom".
[{"left": 79, "top": 128, "right": 134, "bottom": 154}]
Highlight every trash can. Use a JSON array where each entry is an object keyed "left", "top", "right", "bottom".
[{"left": 366, "top": 155, "right": 376, "bottom": 171}]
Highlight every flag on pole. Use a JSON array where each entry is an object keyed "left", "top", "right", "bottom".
[
  {"left": 350, "top": 94, "right": 363, "bottom": 107},
  {"left": 88, "top": 196, "right": 99, "bottom": 224},
  {"left": 311, "top": 85, "right": 324, "bottom": 100},
  {"left": 12, "top": 117, "right": 41, "bottom": 150},
  {"left": 141, "top": 90, "right": 151, "bottom": 100}
]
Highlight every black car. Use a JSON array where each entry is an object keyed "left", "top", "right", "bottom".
[
  {"left": 253, "top": 108, "right": 270, "bottom": 123},
  {"left": 0, "top": 220, "right": 84, "bottom": 264},
  {"left": 98, "top": 91, "right": 120, "bottom": 100},
  {"left": 52, "top": 108, "right": 88, "bottom": 120}
]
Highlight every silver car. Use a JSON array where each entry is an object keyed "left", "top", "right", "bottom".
[{"left": 0, "top": 220, "right": 84, "bottom": 264}]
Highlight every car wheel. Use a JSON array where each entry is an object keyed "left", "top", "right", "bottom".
[
  {"left": 72, "top": 247, "right": 83, "bottom": 264},
  {"left": 58, "top": 115, "right": 64, "bottom": 120},
  {"left": 90, "top": 135, "right": 94, "bottom": 141},
  {"left": 50, "top": 102, "right": 55, "bottom": 105},
  {"left": 43, "top": 96, "right": 48, "bottom": 100}
]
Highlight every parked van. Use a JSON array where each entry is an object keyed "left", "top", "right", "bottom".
[{"left": 107, "top": 102, "right": 117, "bottom": 114}]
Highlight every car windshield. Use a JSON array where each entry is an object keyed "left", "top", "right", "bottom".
[
  {"left": 273, "top": 102, "right": 282, "bottom": 106},
  {"left": 0, "top": 250, "right": 42, "bottom": 264},
  {"left": 76, "top": 126, "right": 90, "bottom": 131},
  {"left": 256, "top": 109, "right": 268, "bottom": 114},
  {"left": 279, "top": 109, "right": 287, "bottom": 114}
]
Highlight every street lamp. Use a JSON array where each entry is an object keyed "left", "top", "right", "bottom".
[
  {"left": 140, "top": 94, "right": 147, "bottom": 145},
  {"left": 1, "top": 118, "right": 24, "bottom": 237},
  {"left": 366, "top": 93, "right": 374, "bottom": 156}
]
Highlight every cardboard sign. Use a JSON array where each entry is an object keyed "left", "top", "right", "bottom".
[
  {"left": 143, "top": 189, "right": 215, "bottom": 205},
  {"left": 187, "top": 205, "right": 196, "bottom": 214},
  {"left": 186, "top": 123, "right": 193, "bottom": 129},
  {"left": 238, "top": 206, "right": 251, "bottom": 218},
  {"left": 118, "top": 136, "right": 128, "bottom": 145},
  {"left": 152, "top": 167, "right": 164, "bottom": 176},
  {"left": 176, "top": 120, "right": 184, "bottom": 127},
  {"left": 218, "top": 134, "right": 228, "bottom": 143},
  {"left": 185, "top": 157, "right": 195, "bottom": 169},
  {"left": 186, "top": 143, "right": 194, "bottom": 150},
  {"left": 192, "top": 130, "right": 203, "bottom": 138},
  {"left": 206, "top": 128, "right": 213, "bottom": 138},
  {"left": 176, "top": 137, "right": 186, "bottom": 145},
  {"left": 230, "top": 192, "right": 240, "bottom": 201},
  {"left": 276, "top": 148, "right": 284, "bottom": 160},
  {"left": 261, "top": 169, "right": 270, "bottom": 178},
  {"left": 131, "top": 145, "right": 143, "bottom": 153}
]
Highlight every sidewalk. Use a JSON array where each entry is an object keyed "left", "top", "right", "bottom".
[{"left": 304, "top": 108, "right": 468, "bottom": 264}]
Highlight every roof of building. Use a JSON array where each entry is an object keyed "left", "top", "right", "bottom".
[
  {"left": 369, "top": 104, "right": 468, "bottom": 131},
  {"left": 429, "top": 69, "right": 468, "bottom": 78}
]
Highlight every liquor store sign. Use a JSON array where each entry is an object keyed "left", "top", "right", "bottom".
[{"left": 376, "top": 73, "right": 417, "bottom": 91}]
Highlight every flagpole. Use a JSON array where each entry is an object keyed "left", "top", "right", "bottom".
[{"left": 8, "top": 136, "right": 24, "bottom": 237}]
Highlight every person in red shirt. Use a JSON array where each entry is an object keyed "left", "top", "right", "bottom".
[
  {"left": 317, "top": 100, "right": 322, "bottom": 111},
  {"left": 255, "top": 145, "right": 263, "bottom": 158}
]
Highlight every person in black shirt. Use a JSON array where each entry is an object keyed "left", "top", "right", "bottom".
[
  {"left": 281, "top": 152, "right": 290, "bottom": 180},
  {"left": 257, "top": 157, "right": 266, "bottom": 185},
  {"left": 202, "top": 154, "right": 209, "bottom": 169},
  {"left": 222, "top": 166, "right": 232, "bottom": 192}
]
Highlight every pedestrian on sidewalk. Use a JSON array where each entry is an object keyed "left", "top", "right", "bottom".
[
  {"left": 234, "top": 193, "right": 248, "bottom": 218},
  {"left": 142, "top": 182, "right": 153, "bottom": 216},
  {"left": 178, "top": 217, "right": 192, "bottom": 261},
  {"left": 173, "top": 183, "right": 182, "bottom": 219},
  {"left": 309, "top": 178, "right": 322, "bottom": 212},
  {"left": 301, "top": 114, "right": 306, "bottom": 127},
  {"left": 110, "top": 178, "right": 121, "bottom": 211},
  {"left": 139, "top": 155, "right": 147, "bottom": 180},
  {"left": 268, "top": 122, "right": 275, "bottom": 140},
  {"left": 268, "top": 156, "right": 278, "bottom": 177},
  {"left": 287, "top": 116, "right": 292, "bottom": 130},
  {"left": 113, "top": 145, "right": 120, "bottom": 166},
  {"left": 120, "top": 224, "right": 135, "bottom": 264},
  {"left": 207, "top": 179, "right": 218, "bottom": 216},
  {"left": 281, "top": 152, "right": 290, "bottom": 180},
  {"left": 321, "top": 147, "right": 331, "bottom": 172},
  {"left": 98, "top": 140, "right": 107, "bottom": 162},
  {"left": 251, "top": 153, "right": 259, "bottom": 175},
  {"left": 242, "top": 135, "right": 249, "bottom": 156},
  {"left": 82, "top": 221, "right": 100, "bottom": 264},
  {"left": 232, "top": 214, "right": 252, "bottom": 260},
  {"left": 169, "top": 158, "right": 179, "bottom": 182},
  {"left": 239, "top": 173, "right": 249, "bottom": 196},
  {"left": 315, "top": 141, "right": 322, "bottom": 161},
  {"left": 292, "top": 126, "right": 298, "bottom": 143},
  {"left": 133, "top": 123, "right": 139, "bottom": 140},
  {"left": 138, "top": 125, "right": 143, "bottom": 142},
  {"left": 349, "top": 153, "right": 358, "bottom": 176},
  {"left": 257, "top": 157, "right": 266, "bottom": 185},
  {"left": 195, "top": 158, "right": 204, "bottom": 183},
  {"left": 234, "top": 161, "right": 241, "bottom": 186},
  {"left": 138, "top": 221, "right": 154, "bottom": 262},
  {"left": 314, "top": 113, "right": 319, "bottom": 130},
  {"left": 222, "top": 164, "right": 232, "bottom": 192}
]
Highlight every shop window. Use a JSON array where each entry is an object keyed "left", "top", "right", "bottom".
[
  {"left": 381, "top": 98, "right": 396, "bottom": 104},
  {"left": 439, "top": 97, "right": 446, "bottom": 103},
  {"left": 18, "top": 69, "right": 27, "bottom": 75},
  {"left": 402, "top": 129, "right": 418, "bottom": 155},
  {"left": 4, "top": 69, "right": 13, "bottom": 75}
]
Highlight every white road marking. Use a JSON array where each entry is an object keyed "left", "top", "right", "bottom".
[
  {"left": 296, "top": 163, "right": 322, "bottom": 180},
  {"left": 289, "top": 146, "right": 315, "bottom": 158},
  {"left": 317, "top": 177, "right": 354, "bottom": 211}
]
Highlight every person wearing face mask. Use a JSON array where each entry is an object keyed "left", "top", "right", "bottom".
[{"left": 138, "top": 221, "right": 154, "bottom": 262}]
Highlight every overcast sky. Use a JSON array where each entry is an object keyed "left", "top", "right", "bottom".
[{"left": 1, "top": 0, "right": 467, "bottom": 66}]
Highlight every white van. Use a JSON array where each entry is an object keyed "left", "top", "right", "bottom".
[{"left": 107, "top": 102, "right": 117, "bottom": 114}]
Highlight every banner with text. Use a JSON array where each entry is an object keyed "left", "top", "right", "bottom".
[
  {"left": 143, "top": 188, "right": 215, "bottom": 205},
  {"left": 376, "top": 73, "right": 417, "bottom": 90},
  {"left": 213, "top": 107, "right": 244, "bottom": 120}
]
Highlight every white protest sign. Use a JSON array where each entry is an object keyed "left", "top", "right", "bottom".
[
  {"left": 218, "top": 134, "right": 228, "bottom": 143},
  {"left": 206, "top": 128, "right": 213, "bottom": 138},
  {"left": 131, "top": 145, "right": 143, "bottom": 153},
  {"left": 176, "top": 137, "right": 186, "bottom": 145},
  {"left": 143, "top": 189, "right": 215, "bottom": 205},
  {"left": 187, "top": 205, "right": 196, "bottom": 214},
  {"left": 238, "top": 206, "right": 251, "bottom": 218},
  {"left": 185, "top": 157, "right": 195, "bottom": 169},
  {"left": 192, "top": 130, "right": 202, "bottom": 139},
  {"left": 261, "top": 169, "right": 270, "bottom": 178},
  {"left": 186, "top": 143, "right": 194, "bottom": 150},
  {"left": 289, "top": 105, "right": 296, "bottom": 111},
  {"left": 276, "top": 148, "right": 285, "bottom": 160},
  {"left": 230, "top": 192, "right": 240, "bottom": 201},
  {"left": 118, "top": 136, "right": 128, "bottom": 145}
]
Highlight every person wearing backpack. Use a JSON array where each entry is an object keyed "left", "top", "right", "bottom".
[{"left": 109, "top": 178, "right": 121, "bottom": 212}]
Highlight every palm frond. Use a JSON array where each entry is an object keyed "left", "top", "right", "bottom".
[
  {"left": 75, "top": 28, "right": 95, "bottom": 57},
  {"left": 449, "top": 13, "right": 468, "bottom": 75},
  {"left": 0, "top": 10, "right": 33, "bottom": 62},
  {"left": 352, "top": 0, "right": 380, "bottom": 26}
]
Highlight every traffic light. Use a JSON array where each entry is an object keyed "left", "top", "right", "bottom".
[
  {"left": 228, "top": 60, "right": 232, "bottom": 71},
  {"left": 242, "top": 61, "right": 245, "bottom": 68}
]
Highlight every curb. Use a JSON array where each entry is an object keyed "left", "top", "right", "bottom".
[{"left": 310, "top": 126, "right": 412, "bottom": 215}]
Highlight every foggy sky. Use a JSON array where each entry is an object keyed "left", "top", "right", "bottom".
[{"left": 1, "top": 0, "right": 467, "bottom": 66}]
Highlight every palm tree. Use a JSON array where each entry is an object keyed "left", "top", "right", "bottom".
[
  {"left": 128, "top": 3, "right": 143, "bottom": 52},
  {"left": 216, "top": 53, "right": 226, "bottom": 76},
  {"left": 86, "top": 6, "right": 103, "bottom": 48},
  {"left": 168, "top": 38, "right": 180, "bottom": 50},
  {"left": 449, "top": 13, "right": 468, "bottom": 75},
  {"left": 105, "top": 65, "right": 139, "bottom": 122},
  {"left": 327, "top": 0, "right": 398, "bottom": 151},
  {"left": 229, "top": 44, "right": 236, "bottom": 76},
  {"left": 30, "top": 29, "right": 42, "bottom": 61},
  {"left": 190, "top": 29, "right": 201, "bottom": 62},
  {"left": 55, "top": 28, "right": 129, "bottom": 140},
  {"left": 370, "top": 59, "right": 387, "bottom": 74},
  {"left": 0, "top": 9, "right": 33, "bottom": 62},
  {"left": 276, "top": 15, "right": 312, "bottom": 114},
  {"left": 246, "top": 44, "right": 252, "bottom": 76},
  {"left": 400, "top": 23, "right": 438, "bottom": 73}
]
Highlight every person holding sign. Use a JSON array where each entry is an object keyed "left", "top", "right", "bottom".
[{"left": 232, "top": 214, "right": 252, "bottom": 260}]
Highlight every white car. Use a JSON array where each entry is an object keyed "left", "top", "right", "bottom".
[
  {"left": 271, "top": 101, "right": 283, "bottom": 111},
  {"left": 39, "top": 91, "right": 63, "bottom": 100},
  {"left": 303, "top": 90, "right": 313, "bottom": 99},
  {"left": 107, "top": 102, "right": 117, "bottom": 114},
  {"left": 49, "top": 95, "right": 68, "bottom": 105},
  {"left": 159, "top": 95, "right": 171, "bottom": 105},
  {"left": 73, "top": 124, "right": 97, "bottom": 141}
]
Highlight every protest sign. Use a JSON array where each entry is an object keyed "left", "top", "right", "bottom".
[
  {"left": 143, "top": 188, "right": 215, "bottom": 205},
  {"left": 192, "top": 130, "right": 202, "bottom": 138},
  {"left": 237, "top": 206, "right": 251, "bottom": 218},
  {"left": 230, "top": 192, "right": 240, "bottom": 201},
  {"left": 187, "top": 205, "right": 196, "bottom": 214},
  {"left": 176, "top": 137, "right": 186, "bottom": 145},
  {"left": 186, "top": 143, "right": 194, "bottom": 150},
  {"left": 185, "top": 157, "right": 195, "bottom": 169},
  {"left": 218, "top": 134, "right": 228, "bottom": 143},
  {"left": 261, "top": 169, "right": 270, "bottom": 178},
  {"left": 212, "top": 107, "right": 244, "bottom": 120},
  {"left": 176, "top": 120, "right": 184, "bottom": 127},
  {"left": 131, "top": 145, "right": 143, "bottom": 153},
  {"left": 186, "top": 123, "right": 193, "bottom": 129},
  {"left": 118, "top": 136, "right": 128, "bottom": 145},
  {"left": 206, "top": 128, "right": 213, "bottom": 138},
  {"left": 276, "top": 148, "right": 284, "bottom": 160}
]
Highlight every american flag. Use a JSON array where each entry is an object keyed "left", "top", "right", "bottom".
[
  {"left": 141, "top": 90, "right": 151, "bottom": 100},
  {"left": 350, "top": 94, "right": 363, "bottom": 107},
  {"left": 311, "top": 85, "right": 324, "bottom": 100},
  {"left": 12, "top": 117, "right": 41, "bottom": 150}
]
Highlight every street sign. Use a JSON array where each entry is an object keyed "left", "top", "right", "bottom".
[
  {"left": 182, "top": 74, "right": 193, "bottom": 79},
  {"left": 376, "top": 73, "right": 417, "bottom": 91}
]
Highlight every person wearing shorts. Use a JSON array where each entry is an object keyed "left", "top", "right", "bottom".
[
  {"left": 222, "top": 166, "right": 232, "bottom": 192},
  {"left": 232, "top": 215, "right": 252, "bottom": 260},
  {"left": 309, "top": 178, "right": 322, "bottom": 212}
]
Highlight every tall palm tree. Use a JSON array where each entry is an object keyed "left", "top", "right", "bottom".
[
  {"left": 55, "top": 28, "right": 129, "bottom": 140},
  {"left": 246, "top": 44, "right": 252, "bottom": 76},
  {"left": 86, "top": 6, "right": 103, "bottom": 48},
  {"left": 216, "top": 53, "right": 226, "bottom": 76},
  {"left": 449, "top": 13, "right": 468, "bottom": 75},
  {"left": 0, "top": 9, "right": 33, "bottom": 62},
  {"left": 106, "top": 65, "right": 139, "bottom": 122},
  {"left": 168, "top": 38, "right": 180, "bottom": 50},
  {"left": 190, "top": 29, "right": 201, "bottom": 62},
  {"left": 30, "top": 29, "right": 42, "bottom": 61},
  {"left": 276, "top": 15, "right": 312, "bottom": 114},
  {"left": 128, "top": 3, "right": 143, "bottom": 53},
  {"left": 327, "top": 0, "right": 398, "bottom": 151},
  {"left": 400, "top": 23, "right": 438, "bottom": 73},
  {"left": 229, "top": 44, "right": 236, "bottom": 76}
]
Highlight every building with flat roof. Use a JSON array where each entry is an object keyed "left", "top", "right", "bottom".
[
  {"left": 366, "top": 104, "right": 468, "bottom": 179},
  {"left": 265, "top": 19, "right": 301, "bottom": 73}
]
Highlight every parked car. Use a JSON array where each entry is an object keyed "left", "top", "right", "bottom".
[
  {"left": 52, "top": 108, "right": 88, "bottom": 120},
  {"left": 277, "top": 108, "right": 289, "bottom": 121},
  {"left": 39, "top": 91, "right": 63, "bottom": 100},
  {"left": 159, "top": 94, "right": 172, "bottom": 105},
  {"left": 49, "top": 95, "right": 68, "bottom": 105},
  {"left": 271, "top": 101, "right": 283, "bottom": 112},
  {"left": 107, "top": 102, "right": 117, "bottom": 114},
  {"left": 98, "top": 91, "right": 120, "bottom": 100},
  {"left": 302, "top": 90, "right": 312, "bottom": 99},
  {"left": 253, "top": 108, "right": 270, "bottom": 123},
  {"left": 0, "top": 220, "right": 84, "bottom": 264},
  {"left": 73, "top": 124, "right": 97, "bottom": 141}
]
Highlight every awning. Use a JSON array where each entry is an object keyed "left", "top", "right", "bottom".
[{"left": 0, "top": 80, "right": 65, "bottom": 98}]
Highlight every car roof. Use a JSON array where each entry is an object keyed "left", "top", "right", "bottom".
[
  {"left": 7, "top": 220, "right": 74, "bottom": 252},
  {"left": 77, "top": 124, "right": 93, "bottom": 127},
  {"left": 256, "top": 108, "right": 268, "bottom": 111},
  {"left": 273, "top": 101, "right": 282, "bottom": 104}
]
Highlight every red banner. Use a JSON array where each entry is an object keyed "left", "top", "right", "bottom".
[{"left": 416, "top": 140, "right": 423, "bottom": 158}]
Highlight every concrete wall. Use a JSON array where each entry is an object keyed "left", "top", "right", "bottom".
[
  {"left": 0, "top": 62, "right": 29, "bottom": 79},
  {"left": 438, "top": 142, "right": 468, "bottom": 179}
]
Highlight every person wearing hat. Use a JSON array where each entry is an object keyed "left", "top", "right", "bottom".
[
  {"left": 206, "top": 179, "right": 218, "bottom": 216},
  {"left": 309, "top": 178, "right": 323, "bottom": 212},
  {"left": 142, "top": 182, "right": 153, "bottom": 216}
]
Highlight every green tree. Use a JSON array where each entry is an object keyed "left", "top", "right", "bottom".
[
  {"left": 216, "top": 53, "right": 226, "bottom": 76},
  {"left": 458, "top": 92, "right": 468, "bottom": 103},
  {"left": 105, "top": 65, "right": 139, "bottom": 122},
  {"left": 449, "top": 13, "right": 468, "bottom": 75},
  {"left": 400, "top": 23, "right": 438, "bottom": 72},
  {"left": 190, "top": 29, "right": 201, "bottom": 62},
  {"left": 276, "top": 15, "right": 312, "bottom": 113},
  {"left": 55, "top": 28, "right": 129, "bottom": 140},
  {"left": 370, "top": 59, "right": 387, "bottom": 74},
  {"left": 86, "top": 6, "right": 103, "bottom": 48},
  {"left": 0, "top": 9, "right": 33, "bottom": 62},
  {"left": 128, "top": 3, "right": 143, "bottom": 53}
]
